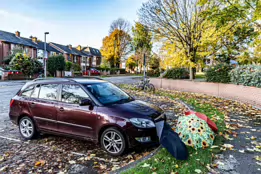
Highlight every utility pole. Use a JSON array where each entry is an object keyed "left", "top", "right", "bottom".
[
  {"left": 143, "top": 53, "right": 146, "bottom": 80},
  {"left": 44, "top": 32, "right": 49, "bottom": 78}
]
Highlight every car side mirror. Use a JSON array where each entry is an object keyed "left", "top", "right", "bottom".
[{"left": 79, "top": 98, "right": 93, "bottom": 106}]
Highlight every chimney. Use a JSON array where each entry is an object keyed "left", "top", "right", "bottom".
[
  {"left": 15, "top": 31, "right": 20, "bottom": 37},
  {"left": 32, "top": 37, "right": 37, "bottom": 43},
  {"left": 68, "top": 44, "right": 72, "bottom": 50},
  {"left": 76, "top": 45, "right": 81, "bottom": 51}
]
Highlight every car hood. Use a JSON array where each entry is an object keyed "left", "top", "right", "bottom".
[{"left": 107, "top": 100, "right": 163, "bottom": 120}]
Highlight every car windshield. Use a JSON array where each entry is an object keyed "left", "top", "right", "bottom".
[{"left": 84, "top": 82, "right": 133, "bottom": 105}]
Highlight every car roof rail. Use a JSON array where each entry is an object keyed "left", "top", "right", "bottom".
[{"left": 32, "top": 78, "right": 71, "bottom": 82}]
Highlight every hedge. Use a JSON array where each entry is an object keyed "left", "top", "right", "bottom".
[
  {"left": 163, "top": 68, "right": 189, "bottom": 79},
  {"left": 205, "top": 64, "right": 233, "bottom": 83},
  {"left": 96, "top": 67, "right": 126, "bottom": 74},
  {"left": 230, "top": 65, "right": 261, "bottom": 88}
]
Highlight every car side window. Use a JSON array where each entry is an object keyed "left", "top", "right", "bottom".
[
  {"left": 21, "top": 85, "right": 35, "bottom": 97},
  {"left": 31, "top": 84, "right": 40, "bottom": 98},
  {"left": 62, "top": 85, "right": 89, "bottom": 104},
  {"left": 39, "top": 84, "right": 59, "bottom": 100}
]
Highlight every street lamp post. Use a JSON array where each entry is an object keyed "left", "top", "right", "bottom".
[{"left": 44, "top": 32, "right": 49, "bottom": 78}]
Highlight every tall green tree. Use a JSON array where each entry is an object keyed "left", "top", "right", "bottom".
[
  {"left": 47, "top": 55, "right": 65, "bottom": 76},
  {"left": 132, "top": 22, "right": 152, "bottom": 71}
]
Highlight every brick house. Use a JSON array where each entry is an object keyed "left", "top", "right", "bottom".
[
  {"left": 0, "top": 30, "right": 37, "bottom": 63},
  {"left": 23, "top": 37, "right": 61, "bottom": 64},
  {"left": 0, "top": 29, "right": 102, "bottom": 71},
  {"left": 49, "top": 43, "right": 83, "bottom": 65},
  {"left": 82, "top": 46, "right": 102, "bottom": 68}
]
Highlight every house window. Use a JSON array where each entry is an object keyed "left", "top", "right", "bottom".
[
  {"left": 92, "top": 56, "right": 96, "bottom": 66},
  {"left": 82, "top": 57, "right": 86, "bottom": 63},
  {"left": 24, "top": 47, "right": 29, "bottom": 55},
  {"left": 37, "top": 49, "right": 44, "bottom": 58},
  {"left": 74, "top": 56, "right": 77, "bottom": 63}
]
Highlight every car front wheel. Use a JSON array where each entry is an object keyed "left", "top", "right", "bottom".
[
  {"left": 101, "top": 127, "right": 126, "bottom": 156},
  {"left": 19, "top": 116, "right": 37, "bottom": 140}
]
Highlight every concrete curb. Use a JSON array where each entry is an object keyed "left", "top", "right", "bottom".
[{"left": 110, "top": 145, "right": 162, "bottom": 174}]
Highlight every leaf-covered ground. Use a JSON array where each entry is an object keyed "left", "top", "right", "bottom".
[
  {"left": 0, "top": 85, "right": 260, "bottom": 174},
  {"left": 119, "top": 85, "right": 261, "bottom": 174}
]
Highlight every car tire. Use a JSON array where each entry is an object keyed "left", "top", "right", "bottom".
[
  {"left": 19, "top": 116, "right": 37, "bottom": 140},
  {"left": 101, "top": 127, "right": 126, "bottom": 156}
]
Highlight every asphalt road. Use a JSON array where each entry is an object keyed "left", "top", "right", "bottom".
[{"left": 0, "top": 76, "right": 141, "bottom": 139}]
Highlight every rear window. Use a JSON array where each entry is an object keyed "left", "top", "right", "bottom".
[
  {"left": 20, "top": 85, "right": 35, "bottom": 97},
  {"left": 39, "top": 84, "right": 59, "bottom": 100}
]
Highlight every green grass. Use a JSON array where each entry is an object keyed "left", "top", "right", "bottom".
[
  {"left": 122, "top": 90, "right": 225, "bottom": 174},
  {"left": 195, "top": 72, "right": 206, "bottom": 79}
]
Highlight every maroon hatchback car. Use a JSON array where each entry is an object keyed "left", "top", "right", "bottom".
[{"left": 9, "top": 78, "right": 165, "bottom": 156}]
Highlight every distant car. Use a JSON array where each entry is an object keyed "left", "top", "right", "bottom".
[
  {"left": 0, "top": 68, "right": 22, "bottom": 80},
  {"left": 83, "top": 68, "right": 100, "bottom": 76},
  {"left": 9, "top": 78, "right": 165, "bottom": 156}
]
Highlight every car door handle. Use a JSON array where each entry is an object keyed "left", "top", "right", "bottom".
[
  {"left": 30, "top": 102, "right": 35, "bottom": 107},
  {"left": 59, "top": 107, "right": 64, "bottom": 112}
]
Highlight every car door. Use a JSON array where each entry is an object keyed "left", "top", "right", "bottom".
[
  {"left": 29, "top": 83, "right": 59, "bottom": 132},
  {"left": 56, "top": 84, "right": 97, "bottom": 139}
]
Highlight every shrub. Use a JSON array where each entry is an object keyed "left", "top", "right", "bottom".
[
  {"left": 147, "top": 69, "right": 160, "bottom": 77},
  {"left": 47, "top": 55, "right": 66, "bottom": 76},
  {"left": 74, "top": 71, "right": 82, "bottom": 77},
  {"left": 230, "top": 65, "right": 261, "bottom": 88},
  {"left": 163, "top": 68, "right": 189, "bottom": 79},
  {"left": 65, "top": 61, "right": 73, "bottom": 71},
  {"left": 205, "top": 64, "right": 233, "bottom": 83},
  {"left": 72, "top": 63, "right": 81, "bottom": 71}
]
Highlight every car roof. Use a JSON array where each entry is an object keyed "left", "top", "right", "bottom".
[{"left": 30, "top": 77, "right": 106, "bottom": 85}]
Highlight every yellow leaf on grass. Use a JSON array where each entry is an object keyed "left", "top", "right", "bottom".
[{"left": 35, "top": 161, "right": 41, "bottom": 167}]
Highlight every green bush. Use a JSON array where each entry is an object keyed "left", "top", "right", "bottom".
[
  {"left": 97, "top": 67, "right": 126, "bottom": 74},
  {"left": 230, "top": 65, "right": 261, "bottom": 88},
  {"left": 72, "top": 63, "right": 81, "bottom": 71},
  {"left": 163, "top": 68, "right": 189, "bottom": 79},
  {"left": 205, "top": 64, "right": 233, "bottom": 83},
  {"left": 147, "top": 69, "right": 160, "bottom": 77},
  {"left": 65, "top": 62, "right": 73, "bottom": 71},
  {"left": 74, "top": 71, "right": 82, "bottom": 77}
]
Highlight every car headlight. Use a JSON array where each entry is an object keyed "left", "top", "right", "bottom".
[{"left": 129, "top": 118, "right": 155, "bottom": 128}]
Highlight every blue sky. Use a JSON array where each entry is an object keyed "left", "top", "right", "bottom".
[{"left": 0, "top": 0, "right": 146, "bottom": 49}]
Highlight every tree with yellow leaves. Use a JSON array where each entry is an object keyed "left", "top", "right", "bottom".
[{"left": 101, "top": 28, "right": 132, "bottom": 68}]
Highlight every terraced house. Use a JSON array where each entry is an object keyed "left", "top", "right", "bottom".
[{"left": 0, "top": 30, "right": 102, "bottom": 70}]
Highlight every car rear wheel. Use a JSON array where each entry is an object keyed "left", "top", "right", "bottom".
[
  {"left": 19, "top": 116, "right": 37, "bottom": 140},
  {"left": 101, "top": 127, "right": 126, "bottom": 156}
]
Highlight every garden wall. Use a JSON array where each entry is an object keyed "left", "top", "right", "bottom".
[{"left": 150, "top": 78, "right": 261, "bottom": 108}]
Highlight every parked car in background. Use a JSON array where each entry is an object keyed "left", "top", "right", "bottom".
[
  {"left": 0, "top": 67, "right": 22, "bottom": 80},
  {"left": 83, "top": 68, "right": 100, "bottom": 76},
  {"left": 9, "top": 78, "right": 165, "bottom": 156}
]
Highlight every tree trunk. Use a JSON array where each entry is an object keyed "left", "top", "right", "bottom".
[{"left": 189, "top": 66, "right": 193, "bottom": 80}]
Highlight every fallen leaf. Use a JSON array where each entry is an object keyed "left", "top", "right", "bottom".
[
  {"left": 195, "top": 169, "right": 202, "bottom": 173},
  {"left": 239, "top": 150, "right": 245, "bottom": 153},
  {"left": 222, "top": 144, "right": 234, "bottom": 148},
  {"left": 69, "top": 160, "right": 76, "bottom": 164},
  {"left": 211, "top": 145, "right": 219, "bottom": 149},
  {"left": 35, "top": 161, "right": 41, "bottom": 167},
  {"left": 90, "top": 154, "right": 96, "bottom": 158},
  {"left": 255, "top": 156, "right": 261, "bottom": 161},
  {"left": 141, "top": 163, "right": 150, "bottom": 168},
  {"left": 251, "top": 136, "right": 257, "bottom": 140}
]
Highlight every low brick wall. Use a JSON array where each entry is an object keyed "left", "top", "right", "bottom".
[{"left": 150, "top": 78, "right": 261, "bottom": 108}]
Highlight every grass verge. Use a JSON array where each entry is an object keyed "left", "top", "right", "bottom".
[{"left": 122, "top": 89, "right": 225, "bottom": 174}]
